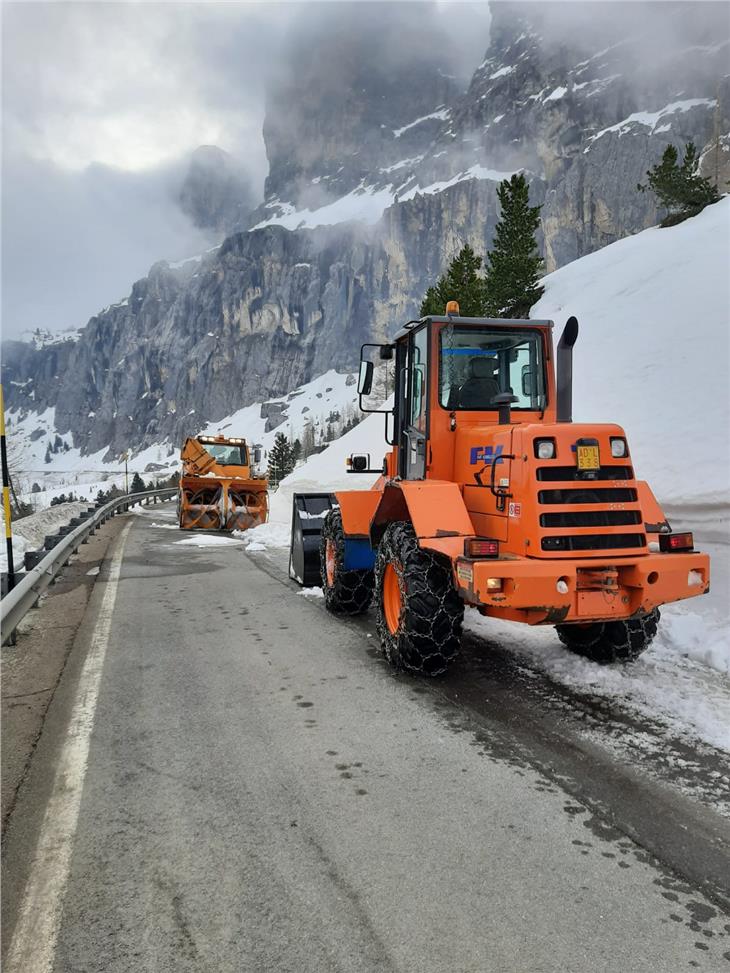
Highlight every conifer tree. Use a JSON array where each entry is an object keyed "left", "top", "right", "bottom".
[
  {"left": 483, "top": 174, "right": 544, "bottom": 318},
  {"left": 484, "top": 173, "right": 544, "bottom": 318},
  {"left": 267, "top": 432, "right": 295, "bottom": 488},
  {"left": 638, "top": 142, "right": 719, "bottom": 226},
  {"left": 130, "top": 472, "right": 146, "bottom": 494},
  {"left": 420, "top": 244, "right": 485, "bottom": 317}
]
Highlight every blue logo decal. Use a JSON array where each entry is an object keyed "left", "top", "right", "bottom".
[{"left": 470, "top": 445, "right": 504, "bottom": 465}]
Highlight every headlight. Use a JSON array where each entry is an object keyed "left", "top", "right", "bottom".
[
  {"left": 534, "top": 438, "right": 556, "bottom": 459},
  {"left": 610, "top": 437, "right": 628, "bottom": 458}
]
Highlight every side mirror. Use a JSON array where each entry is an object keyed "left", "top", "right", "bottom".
[
  {"left": 349, "top": 453, "right": 370, "bottom": 472},
  {"left": 253, "top": 446, "right": 262, "bottom": 465},
  {"left": 379, "top": 344, "right": 394, "bottom": 361},
  {"left": 358, "top": 360, "right": 374, "bottom": 396}
]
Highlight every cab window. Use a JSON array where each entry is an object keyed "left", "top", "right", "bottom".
[
  {"left": 408, "top": 326, "right": 428, "bottom": 432},
  {"left": 439, "top": 327, "right": 545, "bottom": 411}
]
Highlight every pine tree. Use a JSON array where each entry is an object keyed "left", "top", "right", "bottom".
[
  {"left": 483, "top": 174, "right": 544, "bottom": 318},
  {"left": 44, "top": 444, "right": 52, "bottom": 464},
  {"left": 267, "top": 432, "right": 295, "bottom": 489},
  {"left": 291, "top": 438, "right": 302, "bottom": 463},
  {"left": 420, "top": 244, "right": 485, "bottom": 317},
  {"left": 130, "top": 472, "right": 146, "bottom": 494},
  {"left": 638, "top": 142, "right": 720, "bottom": 226}
]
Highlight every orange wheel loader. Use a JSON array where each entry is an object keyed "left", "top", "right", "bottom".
[
  {"left": 178, "top": 435, "right": 268, "bottom": 531},
  {"left": 289, "top": 303, "right": 710, "bottom": 675}
]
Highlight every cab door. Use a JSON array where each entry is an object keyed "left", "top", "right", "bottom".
[{"left": 402, "top": 325, "right": 429, "bottom": 480}]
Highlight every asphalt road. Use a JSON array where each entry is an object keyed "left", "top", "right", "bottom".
[{"left": 3, "top": 508, "right": 729, "bottom": 972}]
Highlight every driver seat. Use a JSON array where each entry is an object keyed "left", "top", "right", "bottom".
[{"left": 458, "top": 357, "right": 500, "bottom": 409}]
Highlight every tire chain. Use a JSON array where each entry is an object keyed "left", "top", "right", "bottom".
[
  {"left": 320, "top": 509, "right": 374, "bottom": 614},
  {"left": 375, "top": 522, "right": 464, "bottom": 677},
  {"left": 557, "top": 608, "right": 661, "bottom": 664}
]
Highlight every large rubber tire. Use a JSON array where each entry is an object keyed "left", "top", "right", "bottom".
[
  {"left": 375, "top": 522, "right": 464, "bottom": 677},
  {"left": 320, "top": 508, "right": 374, "bottom": 614},
  {"left": 556, "top": 609, "right": 660, "bottom": 664}
]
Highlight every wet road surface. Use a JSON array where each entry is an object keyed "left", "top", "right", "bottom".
[{"left": 3, "top": 509, "right": 729, "bottom": 972}]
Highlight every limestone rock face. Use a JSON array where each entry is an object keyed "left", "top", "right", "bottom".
[{"left": 5, "top": 2, "right": 728, "bottom": 458}]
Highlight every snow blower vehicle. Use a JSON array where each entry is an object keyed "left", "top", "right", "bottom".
[
  {"left": 178, "top": 435, "right": 268, "bottom": 531},
  {"left": 289, "top": 303, "right": 710, "bottom": 675}
]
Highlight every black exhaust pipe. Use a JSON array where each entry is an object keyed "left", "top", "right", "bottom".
[{"left": 556, "top": 316, "right": 579, "bottom": 423}]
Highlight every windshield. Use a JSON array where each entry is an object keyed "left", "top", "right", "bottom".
[
  {"left": 439, "top": 327, "right": 546, "bottom": 411},
  {"left": 205, "top": 443, "right": 248, "bottom": 465}
]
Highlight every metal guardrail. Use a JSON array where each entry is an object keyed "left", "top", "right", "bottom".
[{"left": 1, "top": 488, "right": 176, "bottom": 645}]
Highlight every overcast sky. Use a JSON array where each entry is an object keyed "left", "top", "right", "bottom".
[{"left": 1, "top": 1, "right": 490, "bottom": 340}]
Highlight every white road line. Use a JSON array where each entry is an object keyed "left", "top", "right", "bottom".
[{"left": 5, "top": 522, "right": 131, "bottom": 973}]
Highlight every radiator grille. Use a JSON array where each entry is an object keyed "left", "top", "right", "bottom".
[
  {"left": 540, "top": 510, "right": 642, "bottom": 528},
  {"left": 538, "top": 487, "right": 637, "bottom": 505},
  {"left": 536, "top": 465, "right": 633, "bottom": 481},
  {"left": 541, "top": 533, "right": 646, "bottom": 552}
]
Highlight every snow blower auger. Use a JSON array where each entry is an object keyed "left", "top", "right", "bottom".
[
  {"left": 178, "top": 435, "right": 268, "bottom": 531},
  {"left": 289, "top": 303, "right": 710, "bottom": 676}
]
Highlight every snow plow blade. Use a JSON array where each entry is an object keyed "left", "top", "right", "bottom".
[{"left": 289, "top": 493, "right": 336, "bottom": 586}]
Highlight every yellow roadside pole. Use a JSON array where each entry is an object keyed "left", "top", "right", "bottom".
[
  {"left": 1, "top": 383, "right": 18, "bottom": 644},
  {"left": 1, "top": 383, "right": 15, "bottom": 587}
]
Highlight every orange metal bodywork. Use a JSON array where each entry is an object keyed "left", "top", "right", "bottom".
[
  {"left": 178, "top": 435, "right": 268, "bottom": 531},
  {"left": 334, "top": 315, "right": 710, "bottom": 626}
]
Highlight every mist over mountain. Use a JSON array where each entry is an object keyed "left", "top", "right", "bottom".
[{"left": 3, "top": 1, "right": 728, "bottom": 462}]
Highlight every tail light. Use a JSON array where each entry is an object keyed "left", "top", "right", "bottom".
[
  {"left": 659, "top": 532, "right": 694, "bottom": 552},
  {"left": 464, "top": 537, "right": 499, "bottom": 558}
]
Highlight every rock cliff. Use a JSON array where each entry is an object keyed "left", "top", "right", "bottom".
[{"left": 4, "top": 2, "right": 727, "bottom": 460}]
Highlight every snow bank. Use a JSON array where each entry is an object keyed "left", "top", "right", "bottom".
[
  {"left": 532, "top": 197, "right": 730, "bottom": 507},
  {"left": 464, "top": 612, "right": 730, "bottom": 752},
  {"left": 239, "top": 405, "right": 390, "bottom": 554},
  {"left": 1, "top": 500, "right": 94, "bottom": 571}
]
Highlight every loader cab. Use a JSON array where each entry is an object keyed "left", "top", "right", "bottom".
[{"left": 358, "top": 308, "right": 556, "bottom": 482}]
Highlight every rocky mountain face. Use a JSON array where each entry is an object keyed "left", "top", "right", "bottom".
[
  {"left": 4, "top": 2, "right": 728, "bottom": 460},
  {"left": 259, "top": 3, "right": 461, "bottom": 215}
]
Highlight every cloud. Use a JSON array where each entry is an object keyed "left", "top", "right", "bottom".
[
  {"left": 1, "top": 153, "right": 215, "bottom": 336},
  {"left": 1, "top": 1, "right": 491, "bottom": 338}
]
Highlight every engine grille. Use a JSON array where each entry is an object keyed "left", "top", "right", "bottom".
[
  {"left": 541, "top": 533, "right": 646, "bottom": 552},
  {"left": 540, "top": 510, "right": 642, "bottom": 528},
  {"left": 538, "top": 487, "right": 637, "bottom": 505},
  {"left": 534, "top": 462, "right": 644, "bottom": 555},
  {"left": 536, "top": 465, "right": 633, "bottom": 481}
]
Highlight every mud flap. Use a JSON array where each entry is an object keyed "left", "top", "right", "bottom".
[{"left": 289, "top": 493, "right": 337, "bottom": 586}]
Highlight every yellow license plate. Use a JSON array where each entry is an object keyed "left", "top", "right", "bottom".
[{"left": 577, "top": 445, "right": 600, "bottom": 470}]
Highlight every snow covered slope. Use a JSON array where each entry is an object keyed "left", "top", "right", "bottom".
[{"left": 532, "top": 196, "right": 730, "bottom": 508}]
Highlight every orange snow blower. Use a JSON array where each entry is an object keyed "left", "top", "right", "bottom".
[
  {"left": 290, "top": 303, "right": 710, "bottom": 675},
  {"left": 178, "top": 435, "right": 268, "bottom": 531}
]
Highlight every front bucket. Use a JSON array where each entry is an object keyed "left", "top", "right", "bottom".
[{"left": 289, "top": 493, "right": 336, "bottom": 586}]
